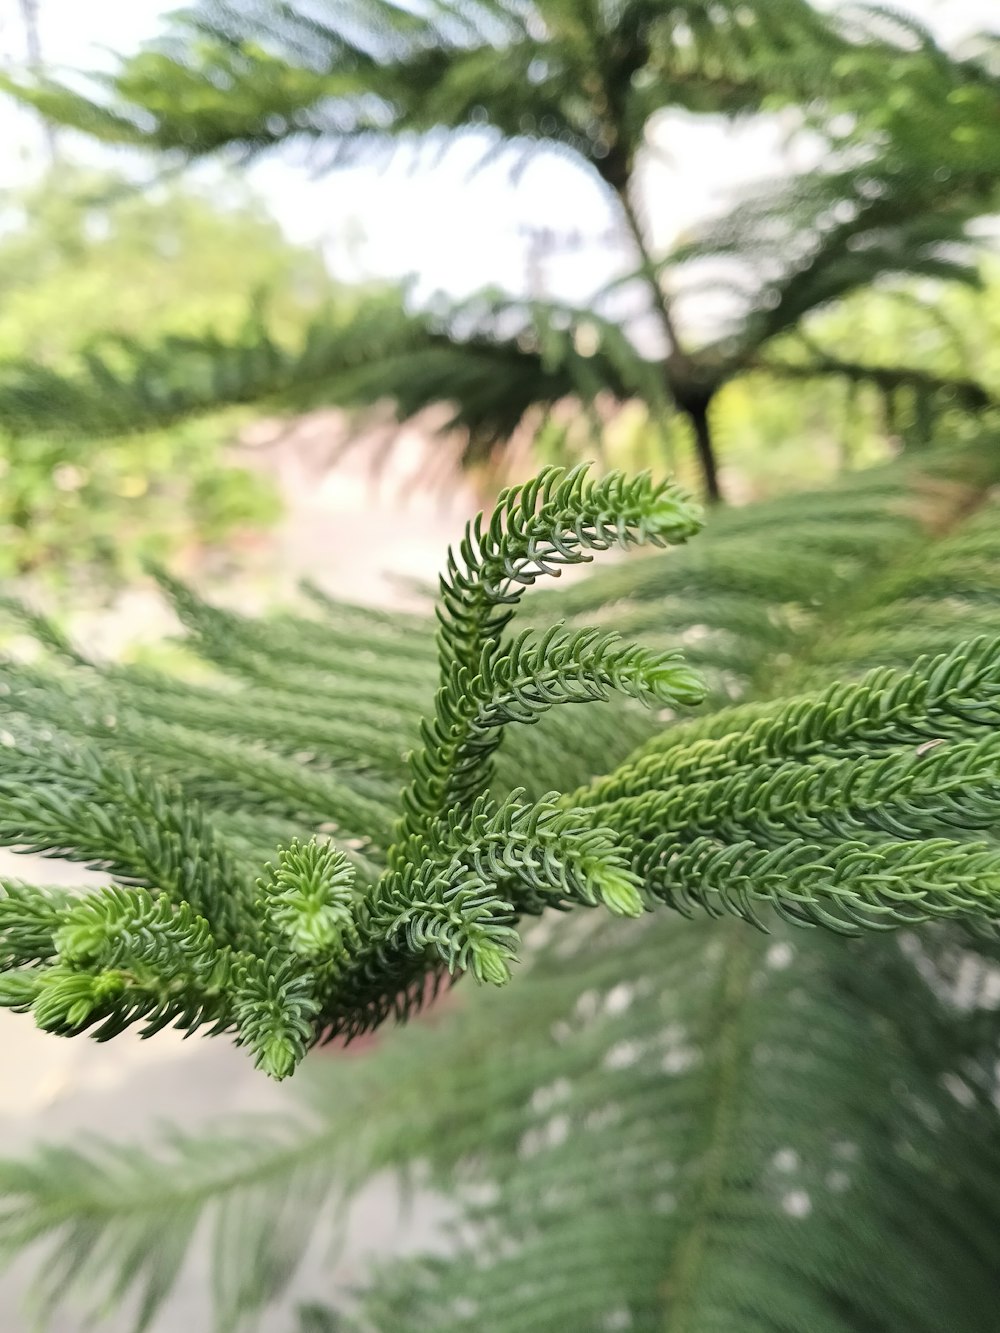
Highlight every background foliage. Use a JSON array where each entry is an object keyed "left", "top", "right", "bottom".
[
  {"left": 5, "top": 0, "right": 1000, "bottom": 508},
  {"left": 0, "top": 165, "right": 337, "bottom": 581}
]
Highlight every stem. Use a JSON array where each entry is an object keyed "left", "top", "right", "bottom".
[
  {"left": 616, "top": 188, "right": 723, "bottom": 504},
  {"left": 686, "top": 400, "right": 722, "bottom": 506},
  {"left": 660, "top": 919, "right": 757, "bottom": 1331},
  {"left": 617, "top": 187, "right": 686, "bottom": 363},
  {"left": 579, "top": 20, "right": 723, "bottom": 502}
]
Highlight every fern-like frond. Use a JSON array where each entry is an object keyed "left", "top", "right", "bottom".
[
  {"left": 0, "top": 466, "right": 706, "bottom": 1069},
  {"left": 6, "top": 906, "right": 1000, "bottom": 1332},
  {"left": 2, "top": 448, "right": 1000, "bottom": 1330},
  {"left": 0, "top": 1112, "right": 361, "bottom": 1332},
  {"left": 394, "top": 466, "right": 702, "bottom": 838},
  {"left": 672, "top": 156, "right": 987, "bottom": 381},
  {"left": 0, "top": 737, "right": 258, "bottom": 945},
  {"left": 0, "top": 293, "right": 664, "bottom": 466},
  {"left": 342, "top": 910, "right": 1000, "bottom": 1332},
  {"left": 0, "top": 0, "right": 869, "bottom": 174}
]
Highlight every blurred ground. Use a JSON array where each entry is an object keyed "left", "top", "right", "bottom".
[{"left": 0, "top": 421, "right": 477, "bottom": 1330}]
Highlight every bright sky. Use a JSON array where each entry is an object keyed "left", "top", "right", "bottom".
[{"left": 1, "top": 0, "right": 997, "bottom": 331}]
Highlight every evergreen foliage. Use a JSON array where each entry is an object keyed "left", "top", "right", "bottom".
[
  {"left": 1, "top": 445, "right": 1000, "bottom": 1327},
  {"left": 0, "top": 465, "right": 709, "bottom": 1072},
  {"left": 3, "top": 2, "right": 997, "bottom": 498},
  {"left": 3, "top": 8, "right": 1000, "bottom": 1327}
]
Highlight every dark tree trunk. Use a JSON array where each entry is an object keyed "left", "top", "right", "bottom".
[{"left": 685, "top": 398, "right": 723, "bottom": 505}]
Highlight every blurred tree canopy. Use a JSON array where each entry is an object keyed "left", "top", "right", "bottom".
[
  {"left": 1, "top": 1, "right": 998, "bottom": 502},
  {"left": 0, "top": 166, "right": 328, "bottom": 360},
  {"left": 0, "top": 166, "right": 336, "bottom": 581}
]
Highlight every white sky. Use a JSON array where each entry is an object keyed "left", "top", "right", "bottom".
[{"left": 1, "top": 0, "right": 997, "bottom": 330}]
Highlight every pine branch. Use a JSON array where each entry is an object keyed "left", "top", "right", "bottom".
[
  {"left": 0, "top": 0, "right": 869, "bottom": 169},
  {"left": 758, "top": 351, "right": 994, "bottom": 410},
  {"left": 579, "top": 634, "right": 1000, "bottom": 805},
  {"left": 0, "top": 295, "right": 657, "bottom": 462},
  {"left": 639, "top": 833, "right": 1000, "bottom": 932},
  {"left": 3, "top": 451, "right": 1000, "bottom": 1330},
  {"left": 0, "top": 466, "right": 704, "bottom": 1073}
]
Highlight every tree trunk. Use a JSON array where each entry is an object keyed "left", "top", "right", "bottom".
[
  {"left": 611, "top": 184, "right": 724, "bottom": 498},
  {"left": 685, "top": 399, "right": 722, "bottom": 505},
  {"left": 18, "top": 0, "right": 58, "bottom": 164}
]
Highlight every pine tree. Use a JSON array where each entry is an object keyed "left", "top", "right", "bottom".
[
  {"left": 1, "top": 1, "right": 996, "bottom": 499},
  {"left": 0, "top": 440, "right": 1000, "bottom": 1327},
  {"left": 2, "top": 6, "right": 1000, "bottom": 1328}
]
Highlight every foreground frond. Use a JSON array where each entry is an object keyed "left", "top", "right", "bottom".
[
  {"left": 2, "top": 447, "right": 1000, "bottom": 1330},
  {"left": 0, "top": 466, "right": 705, "bottom": 1069}
]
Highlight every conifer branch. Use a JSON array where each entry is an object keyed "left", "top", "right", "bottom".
[
  {"left": 0, "top": 466, "right": 703, "bottom": 1075},
  {"left": 3, "top": 464, "right": 1000, "bottom": 1084}
]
